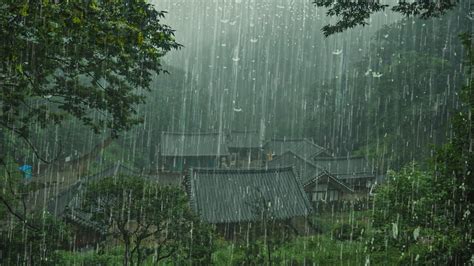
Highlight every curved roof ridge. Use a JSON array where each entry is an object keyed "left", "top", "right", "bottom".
[
  {"left": 190, "top": 166, "right": 295, "bottom": 174},
  {"left": 304, "top": 170, "right": 354, "bottom": 193},
  {"left": 276, "top": 150, "right": 325, "bottom": 171},
  {"left": 302, "top": 138, "right": 326, "bottom": 150},
  {"left": 314, "top": 155, "right": 365, "bottom": 160},
  {"left": 267, "top": 138, "right": 328, "bottom": 154}
]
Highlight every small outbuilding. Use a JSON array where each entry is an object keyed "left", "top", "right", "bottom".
[
  {"left": 160, "top": 132, "right": 230, "bottom": 172},
  {"left": 266, "top": 151, "right": 354, "bottom": 203},
  {"left": 226, "top": 130, "right": 263, "bottom": 167},
  {"left": 303, "top": 171, "right": 354, "bottom": 202},
  {"left": 312, "top": 156, "right": 376, "bottom": 193}
]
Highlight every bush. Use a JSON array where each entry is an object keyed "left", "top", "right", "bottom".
[
  {"left": 332, "top": 223, "right": 365, "bottom": 241},
  {"left": 52, "top": 249, "right": 122, "bottom": 266}
]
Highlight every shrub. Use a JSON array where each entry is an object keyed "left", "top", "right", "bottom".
[{"left": 332, "top": 223, "right": 365, "bottom": 241}]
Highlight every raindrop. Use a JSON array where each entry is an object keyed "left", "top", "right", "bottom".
[
  {"left": 392, "top": 222, "right": 398, "bottom": 239},
  {"left": 413, "top": 227, "right": 420, "bottom": 240},
  {"left": 372, "top": 72, "right": 383, "bottom": 78}
]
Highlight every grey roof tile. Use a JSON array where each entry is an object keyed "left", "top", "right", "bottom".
[
  {"left": 264, "top": 138, "right": 330, "bottom": 159},
  {"left": 186, "top": 167, "right": 312, "bottom": 224},
  {"left": 304, "top": 171, "right": 354, "bottom": 193},
  {"left": 312, "top": 156, "right": 375, "bottom": 179},
  {"left": 266, "top": 151, "right": 324, "bottom": 184}
]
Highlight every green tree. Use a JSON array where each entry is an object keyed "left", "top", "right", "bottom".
[
  {"left": 81, "top": 176, "right": 214, "bottom": 266},
  {"left": 0, "top": 161, "right": 71, "bottom": 265},
  {"left": 369, "top": 33, "right": 473, "bottom": 265},
  {"left": 305, "top": 8, "right": 469, "bottom": 169},
  {"left": 313, "top": 0, "right": 458, "bottom": 36},
  {"left": 0, "top": 0, "right": 180, "bottom": 256},
  {"left": 235, "top": 193, "right": 297, "bottom": 265},
  {"left": 431, "top": 32, "right": 473, "bottom": 263},
  {"left": 0, "top": 0, "right": 180, "bottom": 160},
  {"left": 370, "top": 165, "right": 462, "bottom": 264}
]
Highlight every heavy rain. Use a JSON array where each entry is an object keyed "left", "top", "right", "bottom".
[{"left": 0, "top": 0, "right": 472, "bottom": 265}]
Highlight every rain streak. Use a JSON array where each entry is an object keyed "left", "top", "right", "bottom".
[{"left": 0, "top": 0, "right": 472, "bottom": 265}]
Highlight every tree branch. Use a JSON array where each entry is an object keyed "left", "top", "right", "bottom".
[
  {"left": 0, "top": 120, "right": 60, "bottom": 164},
  {"left": 0, "top": 194, "right": 40, "bottom": 232}
]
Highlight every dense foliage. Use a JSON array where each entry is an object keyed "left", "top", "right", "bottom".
[
  {"left": 82, "top": 176, "right": 215, "bottom": 265},
  {"left": 0, "top": 1, "right": 182, "bottom": 263},
  {"left": 0, "top": 1, "right": 472, "bottom": 265},
  {"left": 305, "top": 5, "right": 470, "bottom": 169},
  {"left": 314, "top": 0, "right": 458, "bottom": 36},
  {"left": 369, "top": 33, "right": 473, "bottom": 265},
  {"left": 0, "top": 0, "right": 180, "bottom": 157}
]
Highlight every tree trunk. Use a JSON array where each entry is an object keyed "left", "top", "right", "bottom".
[
  {"left": 124, "top": 238, "right": 131, "bottom": 266},
  {"left": 136, "top": 243, "right": 142, "bottom": 266},
  {"left": 267, "top": 241, "right": 272, "bottom": 265}
]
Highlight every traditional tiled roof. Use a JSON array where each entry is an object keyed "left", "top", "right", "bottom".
[
  {"left": 186, "top": 167, "right": 312, "bottom": 224},
  {"left": 304, "top": 171, "right": 354, "bottom": 193},
  {"left": 227, "top": 130, "right": 262, "bottom": 149},
  {"left": 264, "top": 138, "right": 330, "bottom": 159},
  {"left": 266, "top": 151, "right": 324, "bottom": 184},
  {"left": 64, "top": 209, "right": 107, "bottom": 234},
  {"left": 312, "top": 156, "right": 374, "bottom": 179},
  {"left": 161, "top": 132, "right": 230, "bottom": 157}
]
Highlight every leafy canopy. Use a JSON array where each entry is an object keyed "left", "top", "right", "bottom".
[
  {"left": 369, "top": 33, "right": 473, "bottom": 265},
  {"left": 0, "top": 0, "right": 180, "bottom": 147},
  {"left": 313, "top": 0, "right": 457, "bottom": 36},
  {"left": 82, "top": 176, "right": 215, "bottom": 265}
]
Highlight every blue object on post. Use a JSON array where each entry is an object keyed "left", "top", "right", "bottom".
[{"left": 19, "top": 164, "right": 33, "bottom": 180}]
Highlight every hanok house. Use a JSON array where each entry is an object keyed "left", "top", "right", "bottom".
[
  {"left": 160, "top": 132, "right": 230, "bottom": 172},
  {"left": 267, "top": 151, "right": 353, "bottom": 203},
  {"left": 226, "top": 130, "right": 263, "bottom": 167},
  {"left": 264, "top": 138, "right": 332, "bottom": 161},
  {"left": 186, "top": 167, "right": 313, "bottom": 238},
  {"left": 313, "top": 156, "right": 376, "bottom": 193}
]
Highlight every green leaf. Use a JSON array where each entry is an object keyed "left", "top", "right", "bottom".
[{"left": 20, "top": 4, "right": 29, "bottom": 16}]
